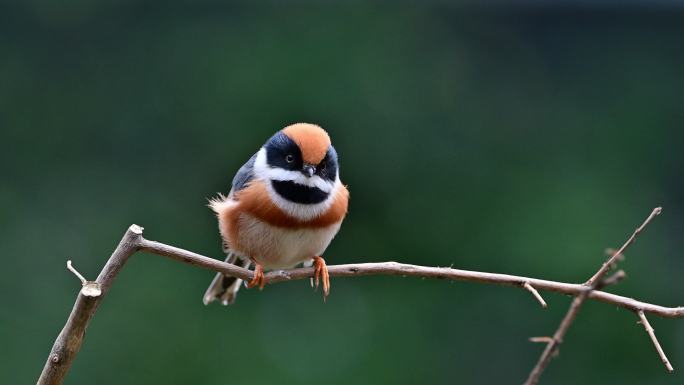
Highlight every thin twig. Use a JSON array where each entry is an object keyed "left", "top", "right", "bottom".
[
  {"left": 529, "top": 337, "right": 554, "bottom": 344},
  {"left": 604, "top": 248, "right": 625, "bottom": 263},
  {"left": 66, "top": 260, "right": 87, "bottom": 285},
  {"left": 597, "top": 269, "right": 626, "bottom": 290},
  {"left": 66, "top": 260, "right": 102, "bottom": 297},
  {"left": 38, "top": 225, "right": 143, "bottom": 385},
  {"left": 524, "top": 207, "right": 663, "bottom": 385},
  {"left": 638, "top": 310, "right": 674, "bottom": 373},
  {"left": 38, "top": 217, "right": 682, "bottom": 385},
  {"left": 523, "top": 282, "right": 548, "bottom": 308},
  {"left": 586, "top": 207, "right": 662, "bottom": 286},
  {"left": 138, "top": 238, "right": 684, "bottom": 317}
]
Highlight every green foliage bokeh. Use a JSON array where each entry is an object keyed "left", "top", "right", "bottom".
[{"left": 1, "top": 2, "right": 683, "bottom": 384}]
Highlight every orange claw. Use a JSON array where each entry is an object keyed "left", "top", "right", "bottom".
[
  {"left": 246, "top": 262, "right": 265, "bottom": 290},
  {"left": 313, "top": 256, "right": 330, "bottom": 301}
]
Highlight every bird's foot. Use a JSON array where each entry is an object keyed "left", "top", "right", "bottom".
[
  {"left": 312, "top": 256, "right": 330, "bottom": 301},
  {"left": 246, "top": 262, "right": 265, "bottom": 290}
]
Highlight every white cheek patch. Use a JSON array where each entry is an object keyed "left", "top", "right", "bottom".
[
  {"left": 265, "top": 168, "right": 334, "bottom": 193},
  {"left": 253, "top": 148, "right": 340, "bottom": 221},
  {"left": 253, "top": 149, "right": 334, "bottom": 193}
]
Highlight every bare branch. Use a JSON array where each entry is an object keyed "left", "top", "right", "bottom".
[
  {"left": 523, "top": 282, "right": 548, "bottom": 308},
  {"left": 66, "top": 260, "right": 102, "bottom": 297},
  {"left": 529, "top": 337, "right": 554, "bottom": 344},
  {"left": 586, "top": 207, "right": 661, "bottom": 286},
  {"left": 597, "top": 269, "right": 626, "bottom": 290},
  {"left": 66, "top": 260, "right": 87, "bottom": 285},
  {"left": 38, "top": 225, "right": 143, "bottom": 385},
  {"left": 604, "top": 248, "right": 625, "bottom": 263},
  {"left": 638, "top": 310, "right": 675, "bottom": 373},
  {"left": 138, "top": 238, "right": 684, "bottom": 317},
  {"left": 525, "top": 207, "right": 663, "bottom": 385},
  {"left": 38, "top": 214, "right": 682, "bottom": 385}
]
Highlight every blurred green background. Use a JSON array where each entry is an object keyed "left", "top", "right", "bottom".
[{"left": 2, "top": 1, "right": 683, "bottom": 384}]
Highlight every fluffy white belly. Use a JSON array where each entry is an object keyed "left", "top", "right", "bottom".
[{"left": 234, "top": 214, "right": 342, "bottom": 269}]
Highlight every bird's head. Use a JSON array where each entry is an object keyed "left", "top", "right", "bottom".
[{"left": 254, "top": 123, "right": 340, "bottom": 205}]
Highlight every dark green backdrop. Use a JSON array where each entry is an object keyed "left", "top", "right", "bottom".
[{"left": 2, "top": 2, "right": 683, "bottom": 384}]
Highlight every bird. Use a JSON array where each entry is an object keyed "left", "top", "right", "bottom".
[{"left": 203, "top": 123, "right": 349, "bottom": 305}]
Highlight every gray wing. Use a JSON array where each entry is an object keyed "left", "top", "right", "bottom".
[{"left": 229, "top": 152, "right": 258, "bottom": 196}]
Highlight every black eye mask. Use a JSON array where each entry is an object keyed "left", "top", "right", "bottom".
[
  {"left": 316, "top": 146, "right": 338, "bottom": 182},
  {"left": 264, "top": 132, "right": 302, "bottom": 171}
]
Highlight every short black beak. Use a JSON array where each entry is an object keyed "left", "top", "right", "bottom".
[{"left": 302, "top": 164, "right": 316, "bottom": 177}]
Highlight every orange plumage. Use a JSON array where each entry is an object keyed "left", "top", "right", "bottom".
[
  {"left": 204, "top": 123, "right": 348, "bottom": 305},
  {"left": 282, "top": 123, "right": 331, "bottom": 164}
]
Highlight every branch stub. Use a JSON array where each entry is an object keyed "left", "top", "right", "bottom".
[{"left": 80, "top": 282, "right": 102, "bottom": 297}]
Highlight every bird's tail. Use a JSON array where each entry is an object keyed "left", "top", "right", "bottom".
[{"left": 202, "top": 253, "right": 252, "bottom": 306}]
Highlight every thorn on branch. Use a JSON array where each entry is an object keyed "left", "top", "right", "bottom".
[
  {"left": 66, "top": 260, "right": 102, "bottom": 297},
  {"left": 637, "top": 310, "right": 674, "bottom": 373},
  {"left": 523, "top": 282, "right": 548, "bottom": 308}
]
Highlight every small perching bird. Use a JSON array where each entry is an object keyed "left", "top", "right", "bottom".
[{"left": 203, "top": 123, "right": 349, "bottom": 305}]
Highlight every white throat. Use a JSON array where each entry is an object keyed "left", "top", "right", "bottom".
[{"left": 253, "top": 148, "right": 340, "bottom": 221}]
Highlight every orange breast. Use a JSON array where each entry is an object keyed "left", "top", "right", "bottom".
[{"left": 231, "top": 180, "right": 348, "bottom": 230}]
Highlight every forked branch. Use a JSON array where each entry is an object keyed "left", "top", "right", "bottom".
[
  {"left": 524, "top": 207, "right": 668, "bottom": 385},
  {"left": 38, "top": 209, "right": 682, "bottom": 385}
]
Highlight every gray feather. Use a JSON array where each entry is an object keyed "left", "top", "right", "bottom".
[
  {"left": 230, "top": 152, "right": 258, "bottom": 195},
  {"left": 202, "top": 253, "right": 252, "bottom": 306}
]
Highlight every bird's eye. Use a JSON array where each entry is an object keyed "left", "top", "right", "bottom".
[
  {"left": 319, "top": 162, "right": 327, "bottom": 172},
  {"left": 285, "top": 154, "right": 294, "bottom": 163}
]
